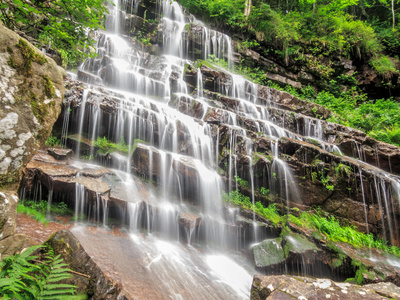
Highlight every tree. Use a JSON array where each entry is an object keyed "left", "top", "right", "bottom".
[
  {"left": 377, "top": 0, "right": 400, "bottom": 28},
  {"left": 0, "top": 0, "right": 110, "bottom": 66},
  {"left": 244, "top": 0, "right": 252, "bottom": 20}
]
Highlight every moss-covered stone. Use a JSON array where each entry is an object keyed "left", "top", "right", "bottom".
[
  {"left": 283, "top": 233, "right": 319, "bottom": 256},
  {"left": 0, "top": 23, "right": 64, "bottom": 189},
  {"left": 43, "top": 75, "right": 56, "bottom": 98},
  {"left": 15, "top": 39, "right": 47, "bottom": 75},
  {"left": 30, "top": 92, "right": 48, "bottom": 124},
  {"left": 251, "top": 238, "right": 285, "bottom": 268}
]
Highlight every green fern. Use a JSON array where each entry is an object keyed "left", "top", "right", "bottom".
[
  {"left": 0, "top": 245, "right": 41, "bottom": 297},
  {"left": 0, "top": 246, "right": 85, "bottom": 300},
  {"left": 35, "top": 254, "right": 77, "bottom": 299}
]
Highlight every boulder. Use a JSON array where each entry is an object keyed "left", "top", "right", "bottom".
[
  {"left": 250, "top": 275, "right": 399, "bottom": 299},
  {"left": 0, "top": 234, "right": 27, "bottom": 260},
  {"left": 46, "top": 230, "right": 126, "bottom": 299},
  {"left": 0, "top": 192, "right": 18, "bottom": 241},
  {"left": 0, "top": 23, "right": 65, "bottom": 187},
  {"left": 47, "top": 227, "right": 245, "bottom": 299},
  {"left": 282, "top": 233, "right": 322, "bottom": 265},
  {"left": 251, "top": 238, "right": 285, "bottom": 270},
  {"left": 0, "top": 24, "right": 64, "bottom": 258}
]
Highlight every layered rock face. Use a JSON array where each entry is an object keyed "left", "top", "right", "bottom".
[
  {"left": 0, "top": 23, "right": 64, "bottom": 258},
  {"left": 14, "top": 0, "right": 400, "bottom": 297}
]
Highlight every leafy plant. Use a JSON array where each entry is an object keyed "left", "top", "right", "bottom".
[
  {"left": 290, "top": 210, "right": 400, "bottom": 257},
  {"left": 259, "top": 187, "right": 270, "bottom": 196},
  {"left": 45, "top": 134, "right": 61, "bottom": 147},
  {"left": 94, "top": 136, "right": 131, "bottom": 155},
  {"left": 234, "top": 175, "right": 249, "bottom": 188},
  {"left": 0, "top": 246, "right": 83, "bottom": 299},
  {"left": 0, "top": 0, "right": 110, "bottom": 67},
  {"left": 19, "top": 200, "right": 74, "bottom": 217},
  {"left": 222, "top": 190, "right": 283, "bottom": 226},
  {"left": 17, "top": 204, "right": 49, "bottom": 224}
]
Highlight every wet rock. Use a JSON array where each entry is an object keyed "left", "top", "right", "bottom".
[
  {"left": 170, "top": 94, "right": 205, "bottom": 119},
  {"left": 21, "top": 150, "right": 127, "bottom": 215},
  {"left": 288, "top": 223, "right": 400, "bottom": 286},
  {"left": 179, "top": 212, "right": 201, "bottom": 229},
  {"left": 184, "top": 63, "right": 232, "bottom": 95},
  {"left": 48, "top": 227, "right": 245, "bottom": 299},
  {"left": 283, "top": 233, "right": 322, "bottom": 265},
  {"left": 364, "top": 282, "right": 400, "bottom": 299},
  {"left": 123, "top": 13, "right": 158, "bottom": 37},
  {"left": 250, "top": 275, "right": 396, "bottom": 299},
  {"left": 47, "top": 148, "right": 73, "bottom": 160},
  {"left": 264, "top": 72, "right": 301, "bottom": 89},
  {"left": 66, "top": 135, "right": 92, "bottom": 156},
  {"left": 251, "top": 238, "right": 285, "bottom": 270},
  {"left": 132, "top": 144, "right": 198, "bottom": 181},
  {"left": 46, "top": 230, "right": 127, "bottom": 299}
]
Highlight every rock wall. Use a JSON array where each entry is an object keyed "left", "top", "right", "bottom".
[{"left": 0, "top": 23, "right": 65, "bottom": 259}]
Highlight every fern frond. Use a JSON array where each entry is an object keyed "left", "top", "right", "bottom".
[
  {"left": 36, "top": 252, "right": 77, "bottom": 300},
  {"left": 40, "top": 287, "right": 76, "bottom": 295}
]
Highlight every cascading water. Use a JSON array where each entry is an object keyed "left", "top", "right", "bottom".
[{"left": 24, "top": 0, "right": 400, "bottom": 297}]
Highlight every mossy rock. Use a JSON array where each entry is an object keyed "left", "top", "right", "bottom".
[
  {"left": 251, "top": 238, "right": 285, "bottom": 268},
  {"left": 0, "top": 23, "right": 65, "bottom": 188}
]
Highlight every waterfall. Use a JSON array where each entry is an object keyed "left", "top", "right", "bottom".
[{"left": 29, "top": 0, "right": 400, "bottom": 297}]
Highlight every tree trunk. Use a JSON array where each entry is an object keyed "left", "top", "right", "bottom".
[
  {"left": 392, "top": 0, "right": 395, "bottom": 29},
  {"left": 244, "top": 0, "right": 252, "bottom": 21}
]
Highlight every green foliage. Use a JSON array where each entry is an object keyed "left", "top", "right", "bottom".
[
  {"left": 234, "top": 175, "right": 248, "bottom": 188},
  {"left": 335, "top": 163, "right": 352, "bottom": 177},
  {"left": 205, "top": 55, "right": 267, "bottom": 84},
  {"left": 290, "top": 210, "right": 400, "bottom": 257},
  {"left": 370, "top": 55, "right": 398, "bottom": 79},
  {"left": 178, "top": 0, "right": 245, "bottom": 27},
  {"left": 45, "top": 133, "right": 61, "bottom": 147},
  {"left": 0, "top": 246, "right": 83, "bottom": 299},
  {"left": 225, "top": 188, "right": 400, "bottom": 256},
  {"left": 270, "top": 81, "right": 400, "bottom": 147},
  {"left": 17, "top": 204, "right": 49, "bottom": 225},
  {"left": 180, "top": 0, "right": 397, "bottom": 85},
  {"left": 18, "top": 199, "right": 74, "bottom": 222},
  {"left": 94, "top": 136, "right": 131, "bottom": 155},
  {"left": 0, "top": 0, "right": 110, "bottom": 67},
  {"left": 259, "top": 187, "right": 270, "bottom": 196},
  {"left": 222, "top": 190, "right": 283, "bottom": 226}
]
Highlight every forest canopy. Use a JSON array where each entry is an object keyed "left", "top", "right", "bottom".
[
  {"left": 178, "top": 0, "right": 399, "bottom": 77},
  {"left": 0, "top": 0, "right": 110, "bottom": 66}
]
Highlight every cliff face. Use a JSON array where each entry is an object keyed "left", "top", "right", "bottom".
[
  {"left": 0, "top": 23, "right": 65, "bottom": 259},
  {"left": 2, "top": 0, "right": 400, "bottom": 297}
]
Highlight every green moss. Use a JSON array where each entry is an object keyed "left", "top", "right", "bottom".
[
  {"left": 0, "top": 217, "right": 6, "bottom": 232},
  {"left": 43, "top": 75, "right": 56, "bottom": 98},
  {"left": 0, "top": 172, "right": 20, "bottom": 187},
  {"left": 16, "top": 39, "right": 47, "bottom": 75},
  {"left": 6, "top": 46, "right": 13, "bottom": 54},
  {"left": 306, "top": 138, "right": 320, "bottom": 147},
  {"left": 183, "top": 63, "right": 190, "bottom": 76},
  {"left": 30, "top": 92, "right": 48, "bottom": 124},
  {"left": 7, "top": 57, "right": 17, "bottom": 69},
  {"left": 251, "top": 152, "right": 259, "bottom": 165},
  {"left": 345, "top": 260, "right": 368, "bottom": 285},
  {"left": 326, "top": 241, "right": 348, "bottom": 268}
]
